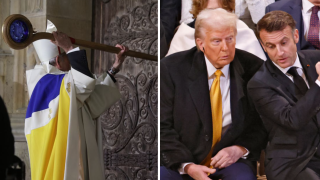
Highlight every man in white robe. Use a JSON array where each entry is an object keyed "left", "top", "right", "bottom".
[{"left": 25, "top": 21, "right": 127, "bottom": 180}]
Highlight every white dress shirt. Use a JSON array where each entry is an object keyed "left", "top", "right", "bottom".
[
  {"left": 272, "top": 53, "right": 320, "bottom": 87},
  {"left": 178, "top": 55, "right": 249, "bottom": 174},
  {"left": 302, "top": 0, "right": 320, "bottom": 41}
]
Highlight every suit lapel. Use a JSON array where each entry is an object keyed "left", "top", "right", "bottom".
[
  {"left": 298, "top": 52, "right": 318, "bottom": 85},
  {"left": 228, "top": 55, "right": 246, "bottom": 134},
  {"left": 188, "top": 51, "right": 213, "bottom": 136},
  {"left": 298, "top": 52, "right": 320, "bottom": 126},
  {"left": 266, "top": 59, "right": 299, "bottom": 101}
]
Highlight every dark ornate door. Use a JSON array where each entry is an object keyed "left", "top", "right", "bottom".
[{"left": 92, "top": 0, "right": 158, "bottom": 179}]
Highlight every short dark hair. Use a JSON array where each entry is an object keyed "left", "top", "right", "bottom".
[{"left": 257, "top": 10, "right": 296, "bottom": 40}]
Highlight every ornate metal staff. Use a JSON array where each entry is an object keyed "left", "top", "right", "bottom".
[{"left": 2, "top": 14, "right": 158, "bottom": 61}]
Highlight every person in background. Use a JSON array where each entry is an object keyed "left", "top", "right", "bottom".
[
  {"left": 266, "top": 0, "right": 320, "bottom": 50},
  {"left": 160, "top": 21, "right": 169, "bottom": 59},
  {"left": 235, "top": 0, "right": 275, "bottom": 29},
  {"left": 179, "top": 0, "right": 274, "bottom": 30},
  {"left": 166, "top": 0, "right": 267, "bottom": 61},
  {"left": 0, "top": 96, "right": 14, "bottom": 179},
  {"left": 160, "top": 0, "right": 181, "bottom": 48}
]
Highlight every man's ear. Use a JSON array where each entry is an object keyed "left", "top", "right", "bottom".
[
  {"left": 55, "top": 56, "right": 61, "bottom": 69},
  {"left": 196, "top": 38, "right": 204, "bottom": 52},
  {"left": 294, "top": 29, "right": 299, "bottom": 44}
]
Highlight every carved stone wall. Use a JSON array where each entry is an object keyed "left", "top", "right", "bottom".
[{"left": 92, "top": 0, "right": 158, "bottom": 179}]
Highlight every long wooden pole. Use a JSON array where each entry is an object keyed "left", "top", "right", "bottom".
[{"left": 33, "top": 33, "right": 158, "bottom": 61}]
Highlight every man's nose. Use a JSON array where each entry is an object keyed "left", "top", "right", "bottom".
[
  {"left": 276, "top": 45, "right": 284, "bottom": 56},
  {"left": 221, "top": 40, "right": 228, "bottom": 51}
]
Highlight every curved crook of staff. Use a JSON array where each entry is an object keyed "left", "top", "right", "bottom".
[{"left": 2, "top": 14, "right": 158, "bottom": 62}]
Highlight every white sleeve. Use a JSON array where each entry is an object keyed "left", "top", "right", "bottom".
[
  {"left": 166, "top": 23, "right": 196, "bottom": 56},
  {"left": 84, "top": 73, "right": 121, "bottom": 118},
  {"left": 66, "top": 47, "right": 80, "bottom": 54},
  {"left": 245, "top": 0, "right": 268, "bottom": 24},
  {"left": 70, "top": 67, "right": 96, "bottom": 103},
  {"left": 235, "top": 19, "right": 267, "bottom": 61},
  {"left": 241, "top": 148, "right": 250, "bottom": 159},
  {"left": 180, "top": 0, "right": 193, "bottom": 24},
  {"left": 178, "top": 163, "right": 193, "bottom": 174}
]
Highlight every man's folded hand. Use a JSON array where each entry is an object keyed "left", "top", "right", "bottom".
[
  {"left": 185, "top": 163, "right": 216, "bottom": 180},
  {"left": 210, "top": 145, "right": 247, "bottom": 169}
]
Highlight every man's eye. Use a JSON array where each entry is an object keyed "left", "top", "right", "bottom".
[
  {"left": 267, "top": 45, "right": 274, "bottom": 49},
  {"left": 212, "top": 40, "right": 220, "bottom": 45}
]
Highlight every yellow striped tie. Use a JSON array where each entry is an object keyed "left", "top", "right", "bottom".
[{"left": 201, "top": 69, "right": 223, "bottom": 168}]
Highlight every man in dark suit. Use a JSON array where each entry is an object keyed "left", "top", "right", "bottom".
[
  {"left": 265, "top": 0, "right": 320, "bottom": 50},
  {"left": 248, "top": 11, "right": 320, "bottom": 179},
  {"left": 160, "top": 0, "right": 181, "bottom": 47},
  {"left": 160, "top": 8, "right": 267, "bottom": 180}
]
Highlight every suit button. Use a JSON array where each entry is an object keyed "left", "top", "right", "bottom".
[{"left": 205, "top": 135, "right": 209, "bottom": 141}]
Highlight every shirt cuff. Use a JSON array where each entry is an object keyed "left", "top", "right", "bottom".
[
  {"left": 178, "top": 162, "right": 193, "bottom": 174},
  {"left": 315, "top": 80, "right": 320, "bottom": 87},
  {"left": 67, "top": 47, "right": 80, "bottom": 54},
  {"left": 106, "top": 71, "right": 117, "bottom": 83},
  {"left": 241, "top": 148, "right": 250, "bottom": 159}
]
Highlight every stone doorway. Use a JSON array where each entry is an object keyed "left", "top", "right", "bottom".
[{"left": 92, "top": 0, "right": 158, "bottom": 179}]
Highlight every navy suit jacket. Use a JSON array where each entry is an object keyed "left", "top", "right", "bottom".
[{"left": 266, "top": 0, "right": 315, "bottom": 50}]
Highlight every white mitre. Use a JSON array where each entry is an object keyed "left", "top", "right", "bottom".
[{"left": 32, "top": 20, "right": 61, "bottom": 73}]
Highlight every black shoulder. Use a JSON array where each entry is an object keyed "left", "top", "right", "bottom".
[
  {"left": 187, "top": 20, "right": 196, "bottom": 28},
  {"left": 235, "top": 49, "right": 264, "bottom": 74},
  {"left": 298, "top": 50, "right": 320, "bottom": 65},
  {"left": 67, "top": 49, "right": 93, "bottom": 78},
  {"left": 161, "top": 46, "right": 198, "bottom": 67}
]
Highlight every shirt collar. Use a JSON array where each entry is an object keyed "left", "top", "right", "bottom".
[
  {"left": 272, "top": 53, "right": 302, "bottom": 74},
  {"left": 302, "top": 0, "right": 315, "bottom": 14},
  {"left": 204, "top": 55, "right": 230, "bottom": 79}
]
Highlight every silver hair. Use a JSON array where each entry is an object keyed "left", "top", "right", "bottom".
[{"left": 195, "top": 8, "right": 238, "bottom": 49}]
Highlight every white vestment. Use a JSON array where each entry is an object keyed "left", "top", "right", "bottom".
[{"left": 25, "top": 61, "right": 120, "bottom": 180}]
